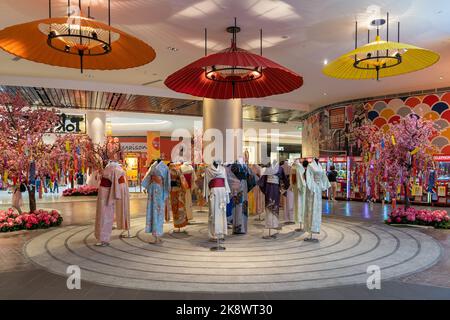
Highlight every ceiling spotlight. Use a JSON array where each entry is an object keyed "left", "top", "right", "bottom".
[
  {"left": 64, "top": 45, "right": 71, "bottom": 52},
  {"left": 323, "top": 92, "right": 328, "bottom": 96},
  {"left": 167, "top": 46, "right": 179, "bottom": 52},
  {"left": 323, "top": 59, "right": 328, "bottom": 65},
  {"left": 439, "top": 76, "right": 444, "bottom": 80}
]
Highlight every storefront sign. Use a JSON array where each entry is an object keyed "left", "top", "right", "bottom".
[
  {"left": 121, "top": 142, "right": 147, "bottom": 153},
  {"left": 55, "top": 113, "right": 86, "bottom": 134},
  {"left": 433, "top": 155, "right": 450, "bottom": 162},
  {"left": 332, "top": 156, "right": 346, "bottom": 162},
  {"left": 329, "top": 107, "right": 346, "bottom": 130}
]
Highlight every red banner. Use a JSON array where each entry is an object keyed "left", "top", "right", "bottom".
[{"left": 329, "top": 107, "right": 346, "bottom": 130}]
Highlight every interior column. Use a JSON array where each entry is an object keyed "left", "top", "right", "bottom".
[
  {"left": 203, "top": 98, "right": 243, "bottom": 163},
  {"left": 86, "top": 111, "right": 106, "bottom": 186}
]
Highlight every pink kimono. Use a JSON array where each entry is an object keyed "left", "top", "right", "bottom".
[{"left": 95, "top": 162, "right": 130, "bottom": 243}]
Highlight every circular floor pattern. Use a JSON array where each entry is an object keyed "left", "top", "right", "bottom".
[{"left": 24, "top": 215, "right": 442, "bottom": 292}]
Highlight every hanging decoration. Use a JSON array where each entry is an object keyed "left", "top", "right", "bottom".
[
  {"left": 0, "top": 0, "right": 156, "bottom": 73},
  {"left": 323, "top": 12, "right": 439, "bottom": 81},
  {"left": 165, "top": 18, "right": 303, "bottom": 99}
]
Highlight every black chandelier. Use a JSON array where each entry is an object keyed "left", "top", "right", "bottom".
[
  {"left": 46, "top": 0, "right": 114, "bottom": 73},
  {"left": 203, "top": 18, "right": 264, "bottom": 84},
  {"left": 352, "top": 13, "right": 403, "bottom": 81}
]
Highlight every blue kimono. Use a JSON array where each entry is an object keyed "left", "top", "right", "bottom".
[{"left": 142, "top": 161, "right": 170, "bottom": 236}]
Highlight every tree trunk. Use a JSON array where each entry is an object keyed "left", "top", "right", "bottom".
[
  {"left": 28, "top": 185, "right": 37, "bottom": 213},
  {"left": 403, "top": 181, "right": 410, "bottom": 209}
]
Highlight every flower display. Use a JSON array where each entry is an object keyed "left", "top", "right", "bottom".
[
  {"left": 0, "top": 208, "right": 63, "bottom": 232},
  {"left": 62, "top": 186, "right": 98, "bottom": 197},
  {"left": 386, "top": 207, "right": 449, "bottom": 229}
]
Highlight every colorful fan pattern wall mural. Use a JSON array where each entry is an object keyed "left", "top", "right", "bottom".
[{"left": 365, "top": 92, "right": 450, "bottom": 154}]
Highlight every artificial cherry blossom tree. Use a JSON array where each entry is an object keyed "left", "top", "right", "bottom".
[
  {"left": 47, "top": 134, "right": 104, "bottom": 189},
  {"left": 0, "top": 93, "right": 60, "bottom": 212},
  {"left": 355, "top": 114, "right": 437, "bottom": 208}
]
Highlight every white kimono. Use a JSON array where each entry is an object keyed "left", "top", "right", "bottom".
[
  {"left": 292, "top": 162, "right": 307, "bottom": 225},
  {"left": 204, "top": 164, "right": 231, "bottom": 239},
  {"left": 281, "top": 162, "right": 294, "bottom": 223},
  {"left": 304, "top": 160, "right": 331, "bottom": 234}
]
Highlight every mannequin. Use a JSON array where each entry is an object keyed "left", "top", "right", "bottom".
[
  {"left": 180, "top": 161, "right": 197, "bottom": 222},
  {"left": 250, "top": 163, "right": 265, "bottom": 221},
  {"left": 142, "top": 159, "right": 170, "bottom": 244},
  {"left": 204, "top": 160, "right": 230, "bottom": 248},
  {"left": 303, "top": 157, "right": 330, "bottom": 242},
  {"left": 281, "top": 160, "right": 294, "bottom": 224},
  {"left": 227, "top": 159, "right": 254, "bottom": 234},
  {"left": 94, "top": 160, "right": 130, "bottom": 246},
  {"left": 257, "top": 160, "right": 289, "bottom": 239},
  {"left": 169, "top": 162, "right": 189, "bottom": 233}
]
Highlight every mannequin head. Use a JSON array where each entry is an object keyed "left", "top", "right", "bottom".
[{"left": 302, "top": 160, "right": 309, "bottom": 168}]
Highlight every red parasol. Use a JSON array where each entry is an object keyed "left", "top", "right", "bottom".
[{"left": 165, "top": 23, "right": 303, "bottom": 99}]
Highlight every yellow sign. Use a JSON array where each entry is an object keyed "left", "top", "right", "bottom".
[
  {"left": 438, "top": 186, "right": 446, "bottom": 197},
  {"left": 146, "top": 131, "right": 160, "bottom": 165},
  {"left": 412, "top": 185, "right": 422, "bottom": 196}
]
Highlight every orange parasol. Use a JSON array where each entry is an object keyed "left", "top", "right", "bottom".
[{"left": 0, "top": 15, "right": 155, "bottom": 72}]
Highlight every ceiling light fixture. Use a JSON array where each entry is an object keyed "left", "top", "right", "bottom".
[
  {"left": 167, "top": 46, "right": 179, "bottom": 52},
  {"left": 165, "top": 18, "right": 303, "bottom": 99},
  {"left": 0, "top": 0, "right": 156, "bottom": 73},
  {"left": 323, "top": 12, "right": 439, "bottom": 81},
  {"left": 323, "top": 59, "right": 328, "bottom": 65}
]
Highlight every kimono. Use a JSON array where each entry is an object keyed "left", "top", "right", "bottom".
[
  {"left": 250, "top": 164, "right": 265, "bottom": 216},
  {"left": 227, "top": 162, "right": 253, "bottom": 234},
  {"left": 142, "top": 161, "right": 170, "bottom": 236},
  {"left": 204, "top": 163, "right": 230, "bottom": 240},
  {"left": 95, "top": 162, "right": 129, "bottom": 243},
  {"left": 304, "top": 160, "right": 331, "bottom": 234},
  {"left": 281, "top": 162, "right": 294, "bottom": 223},
  {"left": 292, "top": 162, "right": 307, "bottom": 225},
  {"left": 169, "top": 163, "right": 188, "bottom": 229},
  {"left": 180, "top": 163, "right": 196, "bottom": 220},
  {"left": 195, "top": 164, "right": 207, "bottom": 207},
  {"left": 258, "top": 163, "right": 289, "bottom": 229}
]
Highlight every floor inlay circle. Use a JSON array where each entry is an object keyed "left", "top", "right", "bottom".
[{"left": 24, "top": 215, "right": 441, "bottom": 292}]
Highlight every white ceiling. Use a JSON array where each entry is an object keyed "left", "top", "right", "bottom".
[{"left": 0, "top": 0, "right": 449, "bottom": 110}]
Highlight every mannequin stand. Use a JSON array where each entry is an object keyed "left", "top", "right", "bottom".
[
  {"left": 262, "top": 228, "right": 277, "bottom": 240},
  {"left": 95, "top": 241, "right": 110, "bottom": 247},
  {"left": 254, "top": 213, "right": 265, "bottom": 221},
  {"left": 172, "top": 228, "right": 188, "bottom": 234},
  {"left": 210, "top": 235, "right": 226, "bottom": 251},
  {"left": 120, "top": 230, "right": 136, "bottom": 238},
  {"left": 149, "top": 235, "right": 163, "bottom": 244},
  {"left": 303, "top": 232, "right": 319, "bottom": 243}
]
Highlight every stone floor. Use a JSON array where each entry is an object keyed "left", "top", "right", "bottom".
[{"left": 0, "top": 198, "right": 449, "bottom": 299}]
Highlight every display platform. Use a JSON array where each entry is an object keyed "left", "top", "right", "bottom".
[{"left": 25, "top": 215, "right": 441, "bottom": 293}]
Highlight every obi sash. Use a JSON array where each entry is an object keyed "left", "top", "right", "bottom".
[
  {"left": 267, "top": 175, "right": 279, "bottom": 185},
  {"left": 183, "top": 173, "right": 192, "bottom": 188},
  {"left": 209, "top": 178, "right": 225, "bottom": 188},
  {"left": 151, "top": 175, "right": 163, "bottom": 185},
  {"left": 100, "top": 176, "right": 125, "bottom": 187}
]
